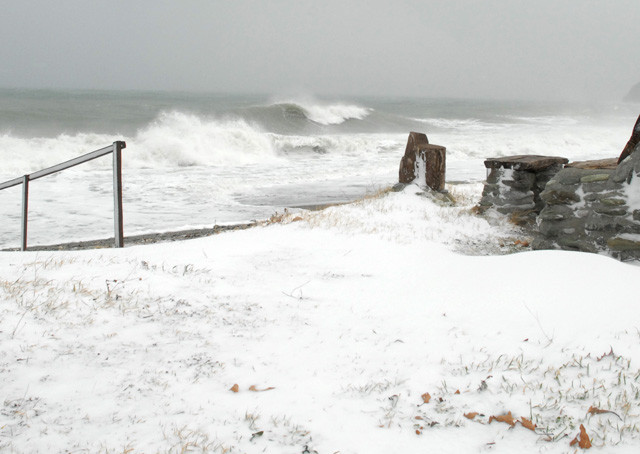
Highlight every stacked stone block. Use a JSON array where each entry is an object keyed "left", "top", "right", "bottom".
[{"left": 478, "top": 156, "right": 568, "bottom": 223}]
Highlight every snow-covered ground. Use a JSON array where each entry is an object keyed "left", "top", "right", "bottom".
[{"left": 1, "top": 184, "right": 639, "bottom": 453}]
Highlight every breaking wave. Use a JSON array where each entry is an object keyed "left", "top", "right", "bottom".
[
  {"left": 133, "top": 112, "right": 280, "bottom": 167},
  {"left": 0, "top": 110, "right": 402, "bottom": 180},
  {"left": 0, "top": 112, "right": 280, "bottom": 177},
  {"left": 266, "top": 98, "right": 372, "bottom": 125},
  {"left": 0, "top": 100, "right": 632, "bottom": 183}
]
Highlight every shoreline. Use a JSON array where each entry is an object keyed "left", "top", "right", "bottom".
[
  {"left": 0, "top": 201, "right": 351, "bottom": 252},
  {"left": 0, "top": 222, "right": 258, "bottom": 252}
]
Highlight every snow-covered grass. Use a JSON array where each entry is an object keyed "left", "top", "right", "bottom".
[{"left": 1, "top": 184, "right": 639, "bottom": 453}]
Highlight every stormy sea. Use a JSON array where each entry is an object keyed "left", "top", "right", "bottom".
[{"left": 0, "top": 88, "right": 637, "bottom": 248}]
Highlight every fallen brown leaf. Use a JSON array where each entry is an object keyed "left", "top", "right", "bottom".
[
  {"left": 488, "top": 412, "right": 516, "bottom": 427},
  {"left": 249, "top": 385, "right": 275, "bottom": 392},
  {"left": 579, "top": 424, "right": 592, "bottom": 449},
  {"left": 421, "top": 393, "right": 431, "bottom": 404},
  {"left": 230, "top": 384, "right": 239, "bottom": 393},
  {"left": 587, "top": 406, "right": 620, "bottom": 419},
  {"left": 570, "top": 424, "right": 592, "bottom": 449},
  {"left": 587, "top": 406, "right": 622, "bottom": 419},
  {"left": 464, "top": 412, "right": 479, "bottom": 420},
  {"left": 454, "top": 390, "right": 460, "bottom": 395},
  {"left": 588, "top": 406, "right": 608, "bottom": 415},
  {"left": 520, "top": 417, "right": 536, "bottom": 432}
]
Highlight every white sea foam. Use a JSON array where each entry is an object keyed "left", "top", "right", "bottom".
[
  {"left": 0, "top": 132, "right": 120, "bottom": 178},
  {"left": 439, "top": 125, "right": 627, "bottom": 162},
  {"left": 412, "top": 117, "right": 503, "bottom": 132},
  {"left": 270, "top": 133, "right": 402, "bottom": 156},
  {"left": 499, "top": 114, "right": 580, "bottom": 125}
]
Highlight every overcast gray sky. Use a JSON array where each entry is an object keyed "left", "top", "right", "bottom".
[{"left": 1, "top": 0, "right": 639, "bottom": 101}]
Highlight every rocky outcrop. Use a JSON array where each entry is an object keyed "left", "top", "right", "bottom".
[
  {"left": 398, "top": 132, "right": 446, "bottom": 191},
  {"left": 532, "top": 143, "right": 640, "bottom": 261},
  {"left": 617, "top": 114, "right": 640, "bottom": 164}
]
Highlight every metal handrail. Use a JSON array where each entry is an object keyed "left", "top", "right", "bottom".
[{"left": 0, "top": 141, "right": 126, "bottom": 251}]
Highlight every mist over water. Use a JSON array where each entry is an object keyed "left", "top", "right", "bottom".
[{"left": 0, "top": 89, "right": 637, "bottom": 248}]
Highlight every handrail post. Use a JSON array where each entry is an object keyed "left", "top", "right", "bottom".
[
  {"left": 21, "top": 175, "right": 29, "bottom": 251},
  {"left": 113, "top": 141, "right": 125, "bottom": 248},
  {"left": 1, "top": 142, "right": 127, "bottom": 250}
]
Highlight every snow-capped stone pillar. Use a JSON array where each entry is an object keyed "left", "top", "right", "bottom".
[{"left": 398, "top": 132, "right": 446, "bottom": 191}]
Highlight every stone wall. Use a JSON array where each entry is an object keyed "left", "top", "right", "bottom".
[
  {"left": 532, "top": 144, "right": 640, "bottom": 261},
  {"left": 477, "top": 156, "right": 567, "bottom": 224}
]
